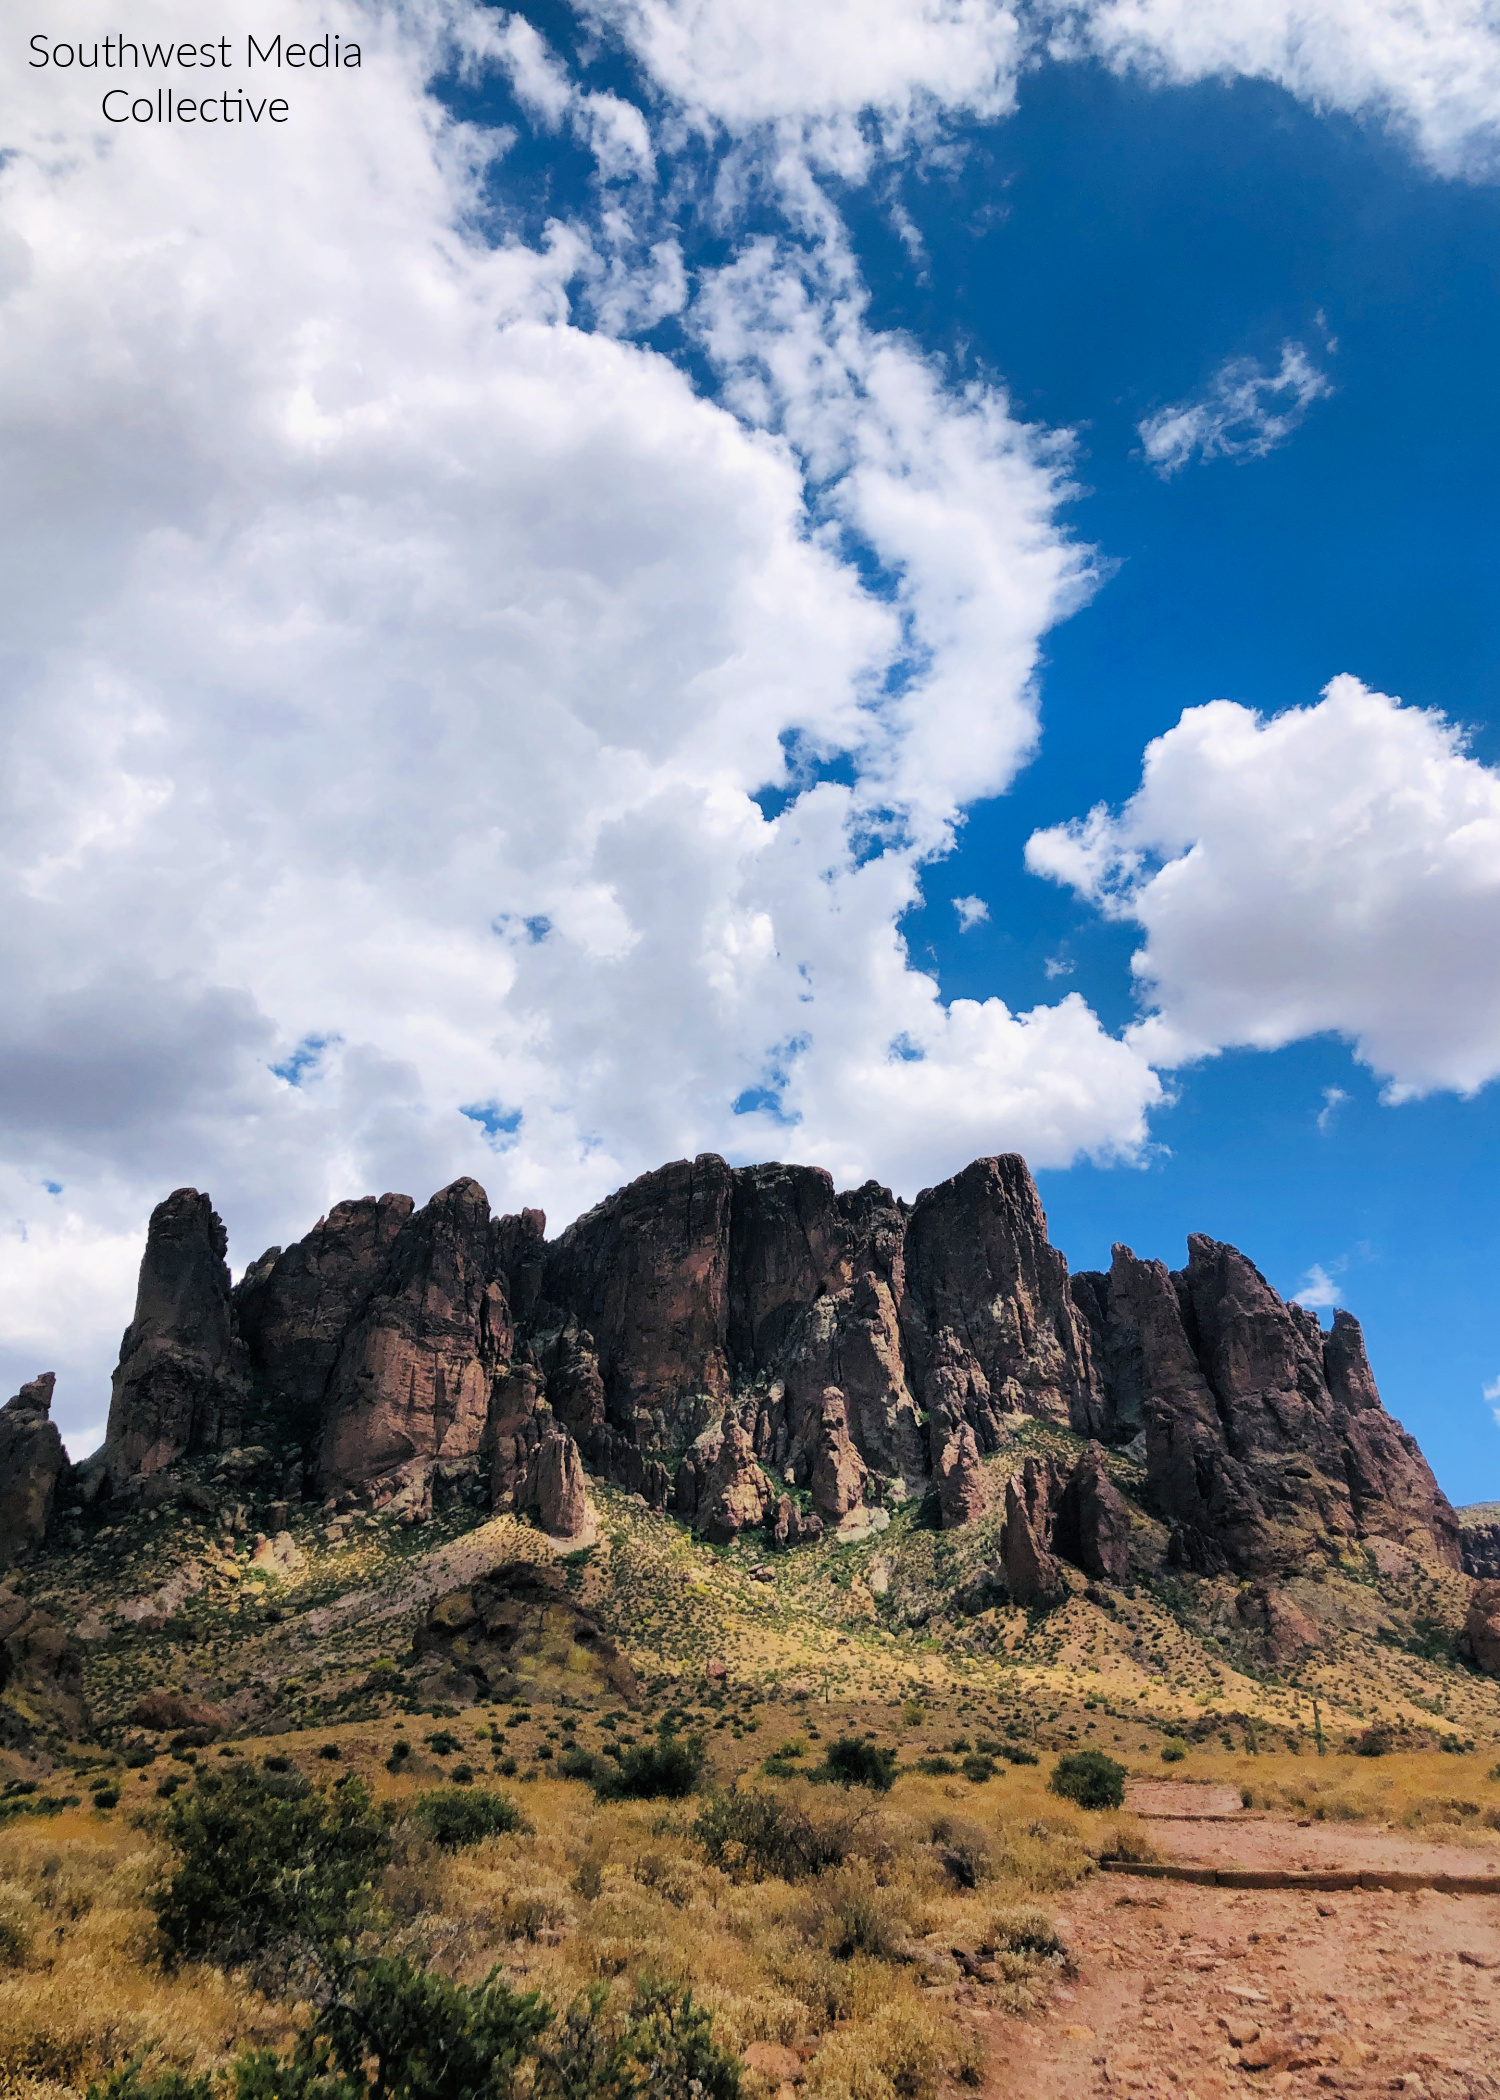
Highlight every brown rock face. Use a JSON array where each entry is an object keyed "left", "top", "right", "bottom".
[
  {"left": 0, "top": 1588, "right": 87, "bottom": 1739},
  {"left": 1001, "top": 1463, "right": 1068, "bottom": 1608},
  {"left": 810, "top": 1388, "right": 868, "bottom": 1525},
  {"left": 520, "top": 1422, "right": 588, "bottom": 1538},
  {"left": 128, "top": 1687, "right": 229, "bottom": 1737},
  {"left": 1467, "top": 1580, "right": 1500, "bottom": 1677},
  {"left": 902, "top": 1156, "right": 1101, "bottom": 1450},
  {"left": 1236, "top": 1583, "right": 1323, "bottom": 1666},
  {"left": 1052, "top": 1443, "right": 1131, "bottom": 1581},
  {"left": 235, "top": 1193, "right": 413, "bottom": 1447},
  {"left": 105, "top": 1188, "right": 248, "bottom": 1486},
  {"left": 1077, "top": 1238, "right": 1460, "bottom": 1578},
  {"left": 0, "top": 1375, "right": 66, "bottom": 1566},
  {"left": 675, "top": 1417, "right": 775, "bottom": 1542},
  {"left": 542, "top": 1154, "right": 733, "bottom": 1430},
  {"left": 318, "top": 1178, "right": 506, "bottom": 1492},
  {"left": 934, "top": 1421, "right": 988, "bottom": 1529},
  {"left": 412, "top": 1559, "right": 637, "bottom": 1704}
]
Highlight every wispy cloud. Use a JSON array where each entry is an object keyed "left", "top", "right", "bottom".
[
  {"left": 1043, "top": 950, "right": 1075, "bottom": 980},
  {"left": 1317, "top": 1085, "right": 1350, "bottom": 1133},
  {"left": 1139, "top": 341, "right": 1333, "bottom": 477},
  {"left": 953, "top": 895, "right": 990, "bottom": 931},
  {"left": 1485, "top": 1374, "right": 1500, "bottom": 1429},
  {"left": 1294, "top": 1261, "right": 1342, "bottom": 1309}
]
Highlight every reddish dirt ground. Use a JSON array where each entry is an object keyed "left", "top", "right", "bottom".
[{"left": 982, "top": 1807, "right": 1500, "bottom": 2099}]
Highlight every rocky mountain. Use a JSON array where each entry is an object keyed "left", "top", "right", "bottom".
[{"left": 20, "top": 1149, "right": 1454, "bottom": 1627}]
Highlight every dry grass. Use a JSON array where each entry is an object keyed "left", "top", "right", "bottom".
[{"left": 0, "top": 1743, "right": 1134, "bottom": 2100}]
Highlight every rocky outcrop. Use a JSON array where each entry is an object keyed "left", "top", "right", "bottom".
[
  {"left": 1075, "top": 1239, "right": 1460, "bottom": 1578},
  {"left": 1052, "top": 1443, "right": 1131, "bottom": 1581},
  {"left": 1236, "top": 1583, "right": 1324, "bottom": 1666},
  {"left": 903, "top": 1156, "right": 1101, "bottom": 1450},
  {"left": 1001, "top": 1463, "right": 1068, "bottom": 1608},
  {"left": 128, "top": 1687, "right": 228, "bottom": 1738},
  {"left": 104, "top": 1189, "right": 248, "bottom": 1487},
  {"left": 412, "top": 1559, "right": 636, "bottom": 1704},
  {"left": 318, "top": 1178, "right": 506, "bottom": 1492},
  {"left": 94, "top": 1150, "right": 1458, "bottom": 1580},
  {"left": 675, "top": 1417, "right": 775, "bottom": 1543},
  {"left": 1459, "top": 1510, "right": 1500, "bottom": 1581},
  {"left": 542, "top": 1154, "right": 734, "bottom": 1430},
  {"left": 0, "top": 1375, "right": 66, "bottom": 1566},
  {"left": 0, "top": 1589, "right": 87, "bottom": 1740},
  {"left": 810, "top": 1389, "right": 868, "bottom": 1525},
  {"left": 235, "top": 1194, "right": 413, "bottom": 1447},
  {"left": 1467, "top": 1581, "right": 1500, "bottom": 1677},
  {"left": 934, "top": 1421, "right": 988, "bottom": 1529}
]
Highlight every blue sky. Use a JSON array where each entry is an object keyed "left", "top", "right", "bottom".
[{"left": 3, "top": 2, "right": 1500, "bottom": 1495}]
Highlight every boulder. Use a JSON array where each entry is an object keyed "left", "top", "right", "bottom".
[
  {"left": 128, "top": 1687, "right": 228, "bottom": 1737},
  {"left": 0, "top": 1374, "right": 66, "bottom": 1566},
  {"left": 1466, "top": 1580, "right": 1500, "bottom": 1677},
  {"left": 104, "top": 1188, "right": 248, "bottom": 1486},
  {"left": 411, "top": 1559, "right": 636, "bottom": 1703},
  {"left": 249, "top": 1530, "right": 306, "bottom": 1576},
  {"left": 770, "top": 1494, "right": 823, "bottom": 1548},
  {"left": 0, "top": 1590, "right": 86, "bottom": 1739},
  {"left": 1236, "top": 1582, "right": 1323, "bottom": 1665}
]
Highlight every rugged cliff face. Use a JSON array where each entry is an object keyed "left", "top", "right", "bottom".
[
  {"left": 65, "top": 1151, "right": 1459, "bottom": 1592},
  {"left": 0, "top": 1375, "right": 67, "bottom": 1567},
  {"left": 103, "top": 1188, "right": 248, "bottom": 1485}
]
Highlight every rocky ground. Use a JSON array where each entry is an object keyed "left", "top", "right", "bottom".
[{"left": 997, "top": 1819, "right": 1500, "bottom": 2098}]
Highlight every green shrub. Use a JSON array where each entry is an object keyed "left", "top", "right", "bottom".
[
  {"left": 1001, "top": 1745, "right": 1039, "bottom": 1767},
  {"left": 915, "top": 1756, "right": 956, "bottom": 1777},
  {"left": 1354, "top": 1724, "right": 1395, "bottom": 1758},
  {"left": 425, "top": 1731, "right": 461, "bottom": 1757},
  {"left": 413, "top": 1789, "right": 526, "bottom": 1849},
  {"left": 960, "top": 1754, "right": 997, "bottom": 1785},
  {"left": 88, "top": 2067, "right": 216, "bottom": 2100},
  {"left": 985, "top": 1903, "right": 1067, "bottom": 1960},
  {"left": 692, "top": 1789, "right": 861, "bottom": 1882},
  {"left": 92, "top": 1786, "right": 121, "bottom": 1810},
  {"left": 558, "top": 1748, "right": 599, "bottom": 1783},
  {"left": 593, "top": 1736, "right": 704, "bottom": 1802},
  {"left": 1159, "top": 1740, "right": 1187, "bottom": 1764},
  {"left": 1048, "top": 1750, "right": 1127, "bottom": 1811},
  {"left": 814, "top": 1738, "right": 897, "bottom": 1792},
  {"left": 153, "top": 1764, "right": 391, "bottom": 1974}
]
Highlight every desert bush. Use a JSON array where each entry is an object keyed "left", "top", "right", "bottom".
[
  {"left": 1159, "top": 1740, "right": 1187, "bottom": 1764},
  {"left": 593, "top": 1738, "right": 704, "bottom": 1802},
  {"left": 1000, "top": 1746, "right": 1038, "bottom": 1767},
  {"left": 153, "top": 1764, "right": 390, "bottom": 1975},
  {"left": 913, "top": 1758, "right": 955, "bottom": 1777},
  {"left": 803, "top": 1995, "right": 973, "bottom": 2100},
  {"left": 412, "top": 1790, "right": 526, "bottom": 1850},
  {"left": 959, "top": 1755, "right": 995, "bottom": 1785},
  {"left": 1354, "top": 1724, "right": 1395, "bottom": 1758},
  {"left": 693, "top": 1791, "right": 864, "bottom": 1882},
  {"left": 88, "top": 2068, "right": 215, "bottom": 2100},
  {"left": 814, "top": 1741, "right": 896, "bottom": 1793},
  {"left": 0, "top": 1880, "right": 36, "bottom": 1967},
  {"left": 984, "top": 1903, "right": 1065, "bottom": 1960},
  {"left": 799, "top": 1865, "right": 912, "bottom": 1963},
  {"left": 1048, "top": 1752, "right": 1126, "bottom": 1811},
  {"left": 926, "top": 1817, "right": 991, "bottom": 1890}
]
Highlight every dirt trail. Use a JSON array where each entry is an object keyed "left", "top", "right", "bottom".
[{"left": 984, "top": 1810, "right": 1500, "bottom": 2098}]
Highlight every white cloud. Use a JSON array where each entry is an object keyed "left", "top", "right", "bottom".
[
  {"left": 1316, "top": 1084, "right": 1350, "bottom": 1131},
  {"left": 1050, "top": 0, "right": 1500, "bottom": 180},
  {"left": 0, "top": 0, "right": 1160, "bottom": 1452},
  {"left": 1138, "top": 341, "right": 1332, "bottom": 476},
  {"left": 954, "top": 894, "right": 990, "bottom": 929},
  {"left": 1027, "top": 676, "right": 1500, "bottom": 1099},
  {"left": 1484, "top": 1373, "right": 1500, "bottom": 1429},
  {"left": 579, "top": 0, "right": 1024, "bottom": 141},
  {"left": 1294, "top": 1262, "right": 1340, "bottom": 1309}
]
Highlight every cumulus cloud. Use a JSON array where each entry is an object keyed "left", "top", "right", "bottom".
[
  {"left": 0, "top": 0, "right": 1164, "bottom": 1449},
  {"left": 1027, "top": 676, "right": 1500, "bottom": 1099},
  {"left": 954, "top": 895, "right": 990, "bottom": 929},
  {"left": 579, "top": 0, "right": 1024, "bottom": 142},
  {"left": 1049, "top": 0, "right": 1500, "bottom": 180},
  {"left": 1138, "top": 341, "right": 1332, "bottom": 475}
]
